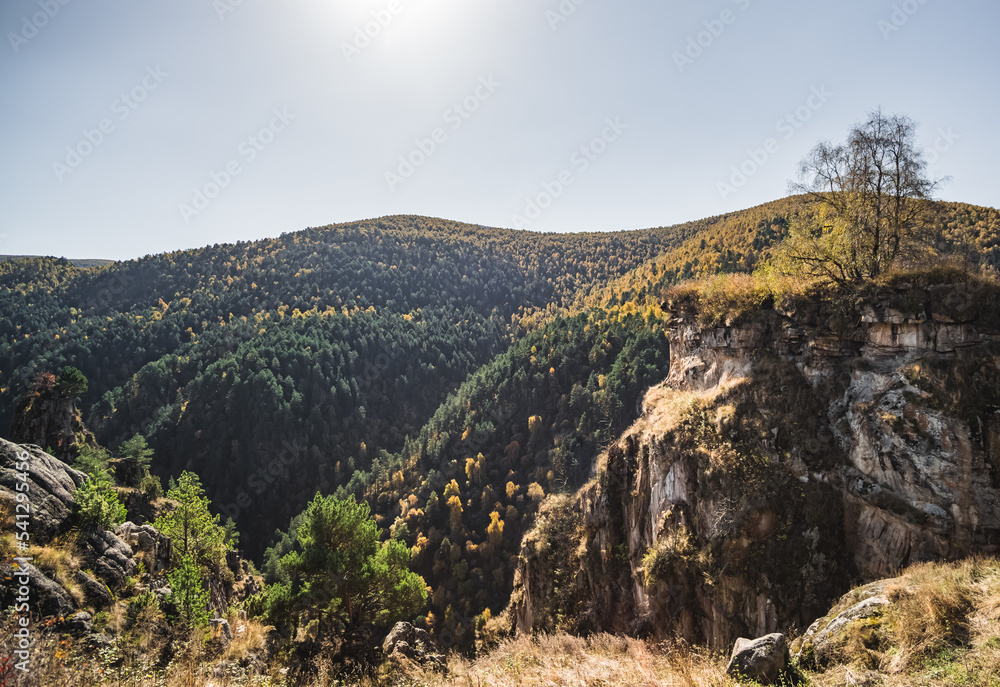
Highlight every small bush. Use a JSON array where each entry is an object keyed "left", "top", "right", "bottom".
[
  {"left": 72, "top": 445, "right": 112, "bottom": 480},
  {"left": 127, "top": 589, "right": 159, "bottom": 625},
  {"left": 92, "top": 610, "right": 111, "bottom": 633},
  {"left": 140, "top": 473, "right": 163, "bottom": 500},
  {"left": 74, "top": 477, "right": 127, "bottom": 531},
  {"left": 642, "top": 524, "right": 695, "bottom": 586}
]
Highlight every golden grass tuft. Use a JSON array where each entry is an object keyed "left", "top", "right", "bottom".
[
  {"left": 222, "top": 615, "right": 272, "bottom": 662},
  {"left": 416, "top": 633, "right": 739, "bottom": 687},
  {"left": 807, "top": 557, "right": 1000, "bottom": 687},
  {"left": 30, "top": 534, "right": 85, "bottom": 607}
]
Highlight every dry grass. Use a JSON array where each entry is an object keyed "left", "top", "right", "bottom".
[
  {"left": 414, "top": 633, "right": 738, "bottom": 687},
  {"left": 29, "top": 535, "right": 85, "bottom": 607},
  {"left": 807, "top": 557, "right": 1000, "bottom": 687},
  {"left": 0, "top": 497, "right": 15, "bottom": 559},
  {"left": 6, "top": 556, "right": 1000, "bottom": 686},
  {"left": 222, "top": 616, "right": 271, "bottom": 663},
  {"left": 663, "top": 271, "right": 819, "bottom": 327}
]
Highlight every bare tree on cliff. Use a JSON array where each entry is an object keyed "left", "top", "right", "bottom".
[{"left": 781, "top": 109, "right": 943, "bottom": 283}]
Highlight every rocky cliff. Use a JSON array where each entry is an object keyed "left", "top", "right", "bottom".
[
  {"left": 509, "top": 276, "right": 1000, "bottom": 650},
  {"left": 8, "top": 376, "right": 97, "bottom": 464}
]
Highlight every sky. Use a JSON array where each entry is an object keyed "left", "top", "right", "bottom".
[{"left": 1, "top": 0, "right": 998, "bottom": 261}]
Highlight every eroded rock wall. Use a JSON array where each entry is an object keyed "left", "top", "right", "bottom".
[{"left": 510, "top": 283, "right": 1000, "bottom": 650}]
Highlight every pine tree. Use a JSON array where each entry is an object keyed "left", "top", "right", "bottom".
[
  {"left": 154, "top": 471, "right": 227, "bottom": 572},
  {"left": 167, "top": 553, "right": 211, "bottom": 628},
  {"left": 276, "top": 494, "right": 426, "bottom": 631}
]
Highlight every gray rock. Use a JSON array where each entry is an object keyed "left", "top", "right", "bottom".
[
  {"left": 94, "top": 557, "right": 129, "bottom": 590},
  {"left": 211, "top": 618, "right": 234, "bottom": 641},
  {"left": 115, "top": 522, "right": 172, "bottom": 573},
  {"left": 75, "top": 570, "right": 113, "bottom": 609},
  {"left": 0, "top": 439, "right": 86, "bottom": 543},
  {"left": 383, "top": 621, "right": 442, "bottom": 668},
  {"left": 67, "top": 611, "right": 93, "bottom": 636},
  {"left": 393, "top": 640, "right": 416, "bottom": 659},
  {"left": 793, "top": 581, "right": 891, "bottom": 668},
  {"left": 726, "top": 633, "right": 790, "bottom": 685},
  {"left": 383, "top": 621, "right": 416, "bottom": 654},
  {"left": 0, "top": 561, "right": 76, "bottom": 619},
  {"left": 412, "top": 626, "right": 433, "bottom": 653},
  {"left": 84, "top": 529, "right": 138, "bottom": 591}
]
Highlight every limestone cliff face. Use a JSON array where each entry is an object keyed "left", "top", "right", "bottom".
[
  {"left": 9, "top": 381, "right": 97, "bottom": 464},
  {"left": 509, "top": 280, "right": 1000, "bottom": 650}
]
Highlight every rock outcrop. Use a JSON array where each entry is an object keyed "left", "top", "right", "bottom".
[
  {"left": 0, "top": 560, "right": 76, "bottom": 619},
  {"left": 725, "top": 633, "right": 791, "bottom": 684},
  {"left": 83, "top": 529, "right": 139, "bottom": 591},
  {"left": 1, "top": 440, "right": 147, "bottom": 619},
  {"left": 510, "top": 278, "right": 1000, "bottom": 650},
  {"left": 0, "top": 438, "right": 86, "bottom": 542},
  {"left": 382, "top": 622, "right": 446, "bottom": 670},
  {"left": 115, "top": 521, "right": 172, "bottom": 573},
  {"left": 7, "top": 376, "right": 97, "bottom": 464},
  {"left": 791, "top": 579, "right": 891, "bottom": 667}
]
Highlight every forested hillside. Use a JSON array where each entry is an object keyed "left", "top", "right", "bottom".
[
  {"left": 573, "top": 197, "right": 1000, "bottom": 321},
  {"left": 0, "top": 216, "right": 665, "bottom": 557},
  {"left": 260, "top": 307, "right": 670, "bottom": 644},
  {"left": 3, "top": 202, "right": 997, "bottom": 565}
]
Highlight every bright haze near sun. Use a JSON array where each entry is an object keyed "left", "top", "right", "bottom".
[{"left": 0, "top": 0, "right": 997, "bottom": 260}]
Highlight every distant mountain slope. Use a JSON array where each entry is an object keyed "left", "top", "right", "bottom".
[
  {"left": 0, "top": 255, "right": 113, "bottom": 269},
  {"left": 564, "top": 197, "right": 1000, "bottom": 322},
  {"left": 0, "top": 216, "right": 666, "bottom": 557}
]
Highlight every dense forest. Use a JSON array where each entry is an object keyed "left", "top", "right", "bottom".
[
  {"left": 0, "top": 216, "right": 666, "bottom": 559},
  {"left": 3, "top": 199, "right": 999, "bottom": 638}
]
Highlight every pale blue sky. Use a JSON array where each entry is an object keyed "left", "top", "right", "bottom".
[{"left": 1, "top": 0, "right": 997, "bottom": 260}]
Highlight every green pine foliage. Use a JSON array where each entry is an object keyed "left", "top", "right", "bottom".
[
  {"left": 153, "top": 471, "right": 228, "bottom": 572},
  {"left": 259, "top": 495, "right": 426, "bottom": 636},
  {"left": 4, "top": 202, "right": 1000, "bottom": 642},
  {"left": 0, "top": 216, "right": 667, "bottom": 558},
  {"left": 166, "top": 553, "right": 211, "bottom": 628},
  {"left": 260, "top": 307, "right": 672, "bottom": 642},
  {"left": 118, "top": 434, "right": 154, "bottom": 468},
  {"left": 56, "top": 365, "right": 88, "bottom": 397},
  {"left": 73, "top": 476, "right": 127, "bottom": 531},
  {"left": 72, "top": 444, "right": 112, "bottom": 479}
]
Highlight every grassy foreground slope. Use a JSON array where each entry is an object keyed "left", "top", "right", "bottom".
[{"left": 411, "top": 558, "right": 1000, "bottom": 687}]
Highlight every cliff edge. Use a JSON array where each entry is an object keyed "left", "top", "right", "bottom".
[{"left": 509, "top": 274, "right": 1000, "bottom": 650}]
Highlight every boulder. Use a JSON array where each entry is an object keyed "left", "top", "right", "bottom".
[
  {"left": 0, "top": 439, "right": 86, "bottom": 543},
  {"left": 210, "top": 618, "right": 233, "bottom": 646},
  {"left": 383, "top": 621, "right": 415, "bottom": 654},
  {"left": 726, "top": 633, "right": 790, "bottom": 685},
  {"left": 75, "top": 570, "right": 113, "bottom": 610},
  {"left": 793, "top": 580, "right": 891, "bottom": 668},
  {"left": 382, "top": 621, "right": 443, "bottom": 670},
  {"left": 83, "top": 529, "right": 138, "bottom": 590},
  {"left": 66, "top": 611, "right": 93, "bottom": 636},
  {"left": 0, "top": 561, "right": 75, "bottom": 620}
]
